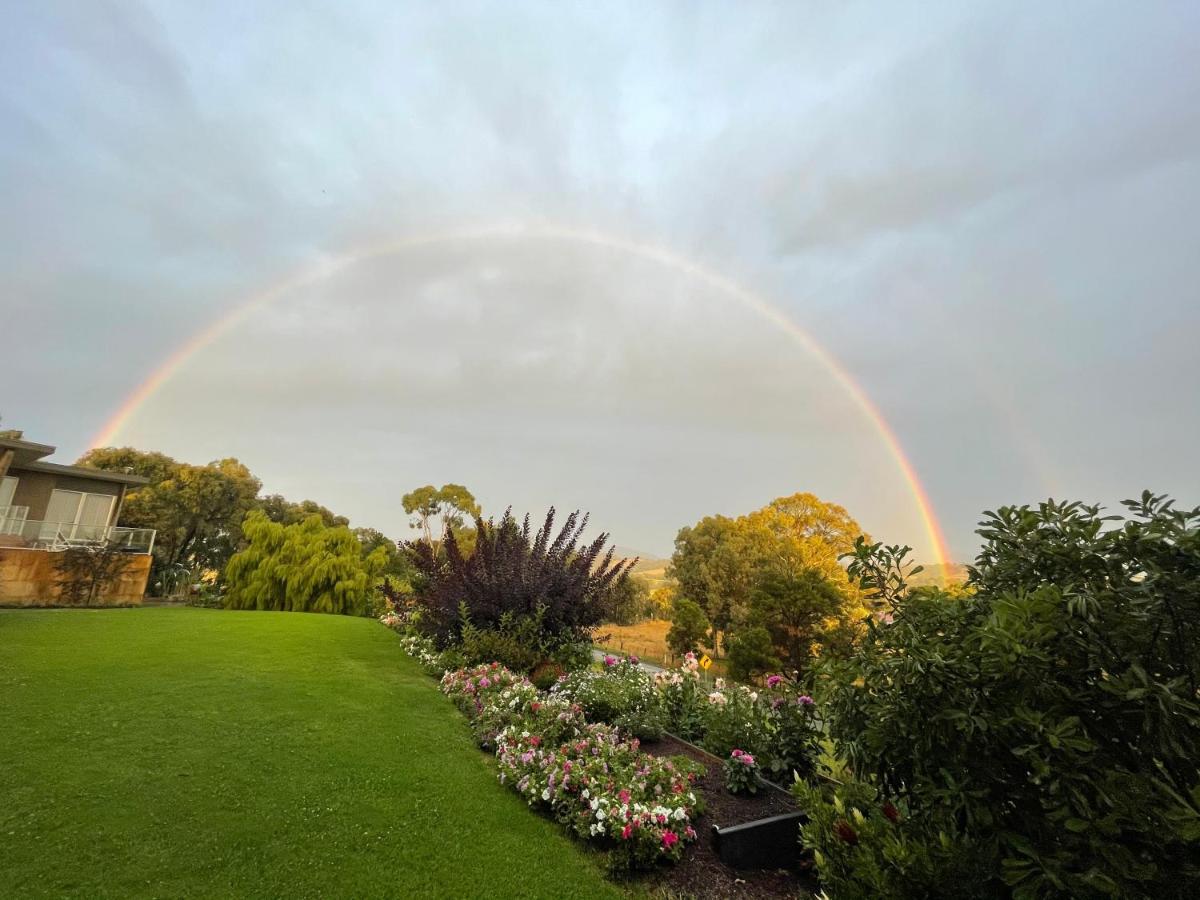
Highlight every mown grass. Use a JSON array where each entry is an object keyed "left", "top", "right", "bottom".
[{"left": 0, "top": 608, "right": 622, "bottom": 899}]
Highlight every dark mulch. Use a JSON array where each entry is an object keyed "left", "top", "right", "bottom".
[{"left": 637, "top": 734, "right": 818, "bottom": 899}]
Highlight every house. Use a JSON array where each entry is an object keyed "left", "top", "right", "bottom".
[{"left": 0, "top": 434, "right": 155, "bottom": 606}]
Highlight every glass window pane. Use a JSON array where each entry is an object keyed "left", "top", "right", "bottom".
[
  {"left": 80, "top": 493, "right": 115, "bottom": 526},
  {"left": 46, "top": 490, "right": 82, "bottom": 524}
]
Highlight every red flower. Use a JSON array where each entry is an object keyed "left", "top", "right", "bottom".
[
  {"left": 833, "top": 820, "right": 859, "bottom": 846},
  {"left": 661, "top": 831, "right": 679, "bottom": 848},
  {"left": 882, "top": 801, "right": 900, "bottom": 823}
]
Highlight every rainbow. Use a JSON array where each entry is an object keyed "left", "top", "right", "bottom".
[{"left": 90, "top": 222, "right": 952, "bottom": 568}]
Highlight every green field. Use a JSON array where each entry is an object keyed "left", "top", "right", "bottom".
[{"left": 0, "top": 608, "right": 621, "bottom": 899}]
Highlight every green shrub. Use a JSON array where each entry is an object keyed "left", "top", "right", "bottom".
[
  {"left": 795, "top": 747, "right": 999, "bottom": 900},
  {"left": 725, "top": 625, "right": 780, "bottom": 681},
  {"left": 666, "top": 597, "right": 710, "bottom": 657},
  {"left": 816, "top": 493, "right": 1200, "bottom": 898},
  {"left": 553, "top": 657, "right": 668, "bottom": 740}
]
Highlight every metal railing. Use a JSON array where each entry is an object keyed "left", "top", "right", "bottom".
[
  {"left": 0, "top": 505, "right": 29, "bottom": 534},
  {"left": 0, "top": 518, "right": 156, "bottom": 554}
]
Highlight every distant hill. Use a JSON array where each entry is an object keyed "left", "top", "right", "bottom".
[
  {"left": 610, "top": 546, "right": 672, "bottom": 575},
  {"left": 909, "top": 562, "right": 970, "bottom": 587}
]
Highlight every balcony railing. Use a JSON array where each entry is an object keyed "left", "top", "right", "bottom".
[{"left": 0, "top": 517, "right": 156, "bottom": 555}]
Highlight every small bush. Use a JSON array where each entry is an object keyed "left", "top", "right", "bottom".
[
  {"left": 723, "top": 749, "right": 759, "bottom": 795},
  {"left": 552, "top": 657, "right": 668, "bottom": 741}
]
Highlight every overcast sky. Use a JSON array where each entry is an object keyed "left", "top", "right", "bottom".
[{"left": 3, "top": 1, "right": 1198, "bottom": 561}]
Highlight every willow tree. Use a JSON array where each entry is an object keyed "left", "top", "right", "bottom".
[{"left": 224, "top": 512, "right": 388, "bottom": 615}]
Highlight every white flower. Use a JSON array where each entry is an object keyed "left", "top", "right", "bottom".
[
  {"left": 673, "top": 807, "right": 687, "bottom": 821},
  {"left": 582, "top": 789, "right": 590, "bottom": 799},
  {"left": 596, "top": 810, "right": 605, "bottom": 820},
  {"left": 541, "top": 788, "right": 551, "bottom": 800}
]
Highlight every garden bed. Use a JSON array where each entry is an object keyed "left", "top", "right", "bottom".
[{"left": 641, "top": 734, "right": 816, "bottom": 899}]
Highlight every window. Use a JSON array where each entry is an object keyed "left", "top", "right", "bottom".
[
  {"left": 0, "top": 475, "right": 17, "bottom": 508},
  {"left": 44, "top": 490, "right": 116, "bottom": 541},
  {"left": 45, "top": 489, "right": 115, "bottom": 525}
]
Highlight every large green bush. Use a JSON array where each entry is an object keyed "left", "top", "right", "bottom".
[
  {"left": 224, "top": 512, "right": 387, "bottom": 615},
  {"left": 812, "top": 494, "right": 1200, "bottom": 898}
]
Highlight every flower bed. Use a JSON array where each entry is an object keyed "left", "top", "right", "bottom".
[
  {"left": 652, "top": 652, "right": 821, "bottom": 782},
  {"left": 392, "top": 637, "right": 706, "bottom": 870}
]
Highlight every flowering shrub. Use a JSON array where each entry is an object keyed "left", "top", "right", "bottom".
[
  {"left": 697, "top": 675, "right": 820, "bottom": 781},
  {"left": 439, "top": 662, "right": 529, "bottom": 719},
  {"left": 723, "top": 748, "right": 759, "bottom": 794},
  {"left": 553, "top": 657, "right": 668, "bottom": 740},
  {"left": 654, "top": 652, "right": 707, "bottom": 741},
  {"left": 496, "top": 722, "right": 704, "bottom": 869},
  {"left": 399, "top": 633, "right": 466, "bottom": 678}
]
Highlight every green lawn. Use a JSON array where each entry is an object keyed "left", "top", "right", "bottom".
[{"left": 0, "top": 608, "right": 622, "bottom": 899}]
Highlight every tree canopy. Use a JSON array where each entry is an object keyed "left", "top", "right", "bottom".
[
  {"left": 669, "top": 491, "right": 869, "bottom": 666},
  {"left": 224, "top": 512, "right": 388, "bottom": 615}
]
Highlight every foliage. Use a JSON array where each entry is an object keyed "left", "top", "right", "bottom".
[
  {"left": 653, "top": 651, "right": 708, "bottom": 741},
  {"left": 258, "top": 494, "right": 348, "bottom": 527},
  {"left": 666, "top": 596, "right": 710, "bottom": 657},
  {"left": 795, "top": 746, "right": 998, "bottom": 900},
  {"left": 722, "top": 748, "right": 759, "bottom": 795},
  {"left": 725, "top": 624, "right": 780, "bottom": 681},
  {"left": 401, "top": 483, "right": 479, "bottom": 557},
  {"left": 54, "top": 540, "right": 131, "bottom": 606},
  {"left": 459, "top": 610, "right": 547, "bottom": 673},
  {"left": 224, "top": 512, "right": 387, "bottom": 615},
  {"left": 408, "top": 507, "right": 634, "bottom": 655},
  {"left": 669, "top": 492, "right": 867, "bottom": 660},
  {"left": 607, "top": 574, "right": 652, "bottom": 625},
  {"left": 79, "top": 447, "right": 262, "bottom": 578},
  {"left": 654, "top": 658, "right": 821, "bottom": 781},
  {"left": 819, "top": 492, "right": 1200, "bottom": 899},
  {"left": 553, "top": 656, "right": 668, "bottom": 740}
]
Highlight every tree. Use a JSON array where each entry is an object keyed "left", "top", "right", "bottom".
[
  {"left": 352, "top": 527, "right": 414, "bottom": 583},
  {"left": 666, "top": 597, "right": 711, "bottom": 658},
  {"left": 77, "top": 448, "right": 261, "bottom": 578},
  {"left": 726, "top": 625, "right": 780, "bottom": 681},
  {"left": 224, "top": 512, "right": 388, "bottom": 615},
  {"left": 669, "top": 492, "right": 866, "bottom": 657},
  {"left": 258, "top": 494, "right": 348, "bottom": 528},
  {"left": 401, "top": 483, "right": 480, "bottom": 557},
  {"left": 747, "top": 566, "right": 860, "bottom": 675},
  {"left": 608, "top": 574, "right": 652, "bottom": 625},
  {"left": 407, "top": 507, "right": 632, "bottom": 652}
]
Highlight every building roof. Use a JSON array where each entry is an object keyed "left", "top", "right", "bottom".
[
  {"left": 17, "top": 460, "right": 149, "bottom": 485},
  {"left": 0, "top": 436, "right": 58, "bottom": 467},
  {"left": 1, "top": 436, "right": 149, "bottom": 485}
]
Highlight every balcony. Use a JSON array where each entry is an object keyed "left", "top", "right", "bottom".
[{"left": 0, "top": 512, "right": 156, "bottom": 555}]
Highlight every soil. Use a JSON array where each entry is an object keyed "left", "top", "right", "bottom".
[{"left": 637, "top": 734, "right": 818, "bottom": 899}]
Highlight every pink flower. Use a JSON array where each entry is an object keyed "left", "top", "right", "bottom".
[
  {"left": 767, "top": 674, "right": 782, "bottom": 688},
  {"left": 629, "top": 655, "right": 640, "bottom": 665},
  {"left": 740, "top": 754, "right": 756, "bottom": 766},
  {"left": 603, "top": 655, "right": 617, "bottom": 667},
  {"left": 661, "top": 831, "right": 679, "bottom": 848},
  {"left": 731, "top": 749, "right": 743, "bottom": 758},
  {"left": 621, "top": 824, "right": 632, "bottom": 840},
  {"left": 618, "top": 789, "right": 631, "bottom": 804},
  {"left": 798, "top": 694, "right": 814, "bottom": 706},
  {"left": 479, "top": 677, "right": 491, "bottom": 689}
]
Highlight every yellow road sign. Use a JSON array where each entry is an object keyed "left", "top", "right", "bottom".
[{"left": 698, "top": 654, "right": 713, "bottom": 670}]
